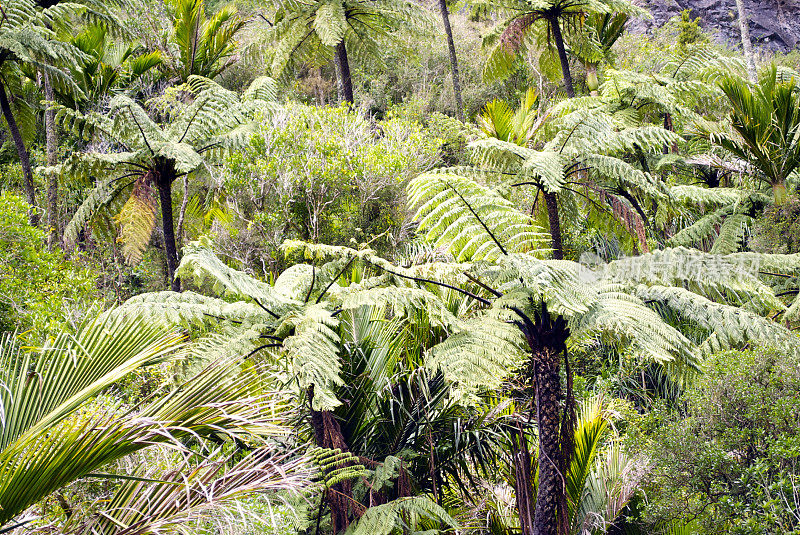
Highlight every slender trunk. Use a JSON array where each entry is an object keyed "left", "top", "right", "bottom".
[
  {"left": 533, "top": 351, "right": 562, "bottom": 535},
  {"left": 175, "top": 173, "right": 190, "bottom": 248},
  {"left": 0, "top": 78, "right": 38, "bottom": 225},
  {"left": 544, "top": 191, "right": 563, "bottom": 260},
  {"left": 585, "top": 62, "right": 599, "bottom": 97},
  {"left": 662, "top": 112, "right": 678, "bottom": 154},
  {"left": 44, "top": 72, "right": 59, "bottom": 248},
  {"left": 736, "top": 0, "right": 757, "bottom": 83},
  {"left": 550, "top": 17, "right": 575, "bottom": 98},
  {"left": 309, "top": 386, "right": 354, "bottom": 533},
  {"left": 438, "top": 0, "right": 464, "bottom": 121},
  {"left": 333, "top": 41, "right": 354, "bottom": 105},
  {"left": 156, "top": 163, "right": 181, "bottom": 292},
  {"left": 512, "top": 424, "right": 536, "bottom": 535},
  {"left": 773, "top": 180, "right": 787, "bottom": 205}
]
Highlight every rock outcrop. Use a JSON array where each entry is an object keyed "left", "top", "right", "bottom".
[{"left": 631, "top": 0, "right": 800, "bottom": 53}]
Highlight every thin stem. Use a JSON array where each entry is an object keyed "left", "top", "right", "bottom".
[{"left": 365, "top": 259, "right": 491, "bottom": 306}]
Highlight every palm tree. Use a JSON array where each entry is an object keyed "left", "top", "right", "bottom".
[
  {"left": 47, "top": 75, "right": 278, "bottom": 291},
  {"left": 0, "top": 313, "right": 306, "bottom": 531},
  {"left": 407, "top": 169, "right": 800, "bottom": 535},
  {"left": 574, "top": 12, "right": 629, "bottom": 95},
  {"left": 168, "top": 0, "right": 245, "bottom": 82},
  {"left": 707, "top": 67, "right": 800, "bottom": 205},
  {"left": 62, "top": 25, "right": 164, "bottom": 109},
  {"left": 268, "top": 0, "right": 432, "bottom": 104},
  {"left": 482, "top": 0, "right": 642, "bottom": 97}
]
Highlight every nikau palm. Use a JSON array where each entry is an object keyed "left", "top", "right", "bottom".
[
  {"left": 46, "top": 75, "right": 278, "bottom": 290},
  {"left": 0, "top": 315, "right": 304, "bottom": 531},
  {"left": 168, "top": 0, "right": 245, "bottom": 82},
  {"left": 705, "top": 67, "right": 800, "bottom": 205},
  {"left": 63, "top": 24, "right": 164, "bottom": 109}
]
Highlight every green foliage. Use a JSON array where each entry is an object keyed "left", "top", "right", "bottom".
[
  {"left": 676, "top": 9, "right": 707, "bottom": 51},
  {"left": 221, "top": 102, "right": 441, "bottom": 269},
  {"left": 0, "top": 193, "right": 99, "bottom": 338},
  {"left": 49, "top": 75, "right": 278, "bottom": 263},
  {"left": 344, "top": 496, "right": 457, "bottom": 535},
  {"left": 60, "top": 24, "right": 164, "bottom": 109},
  {"left": 750, "top": 196, "right": 800, "bottom": 254},
  {"left": 704, "top": 66, "right": 800, "bottom": 203},
  {"left": 267, "top": 0, "right": 433, "bottom": 81},
  {"left": 168, "top": 0, "right": 245, "bottom": 81},
  {"left": 637, "top": 347, "right": 800, "bottom": 534}
]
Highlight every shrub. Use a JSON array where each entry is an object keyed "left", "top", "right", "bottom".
[
  {"left": 0, "top": 193, "right": 100, "bottom": 338},
  {"left": 635, "top": 346, "right": 800, "bottom": 534},
  {"left": 218, "top": 103, "right": 442, "bottom": 275},
  {"left": 749, "top": 196, "right": 800, "bottom": 254}
]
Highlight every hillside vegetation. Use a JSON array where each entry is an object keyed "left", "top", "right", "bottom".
[{"left": 1, "top": 0, "right": 800, "bottom": 534}]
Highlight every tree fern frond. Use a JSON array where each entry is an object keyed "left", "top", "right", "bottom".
[
  {"left": 709, "top": 213, "right": 751, "bottom": 254},
  {"left": 408, "top": 173, "right": 548, "bottom": 261},
  {"left": 177, "top": 240, "right": 297, "bottom": 312},
  {"left": 344, "top": 496, "right": 458, "bottom": 535},
  {"left": 633, "top": 285, "right": 800, "bottom": 356},
  {"left": 115, "top": 176, "right": 157, "bottom": 264},
  {"left": 667, "top": 206, "right": 732, "bottom": 248},
  {"left": 425, "top": 313, "right": 526, "bottom": 394},
  {"left": 277, "top": 304, "right": 342, "bottom": 410}
]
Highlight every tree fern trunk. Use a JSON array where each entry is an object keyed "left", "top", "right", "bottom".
[
  {"left": 309, "top": 386, "right": 354, "bottom": 533},
  {"left": 533, "top": 352, "right": 561, "bottom": 535},
  {"left": 438, "top": 0, "right": 464, "bottom": 121},
  {"left": 334, "top": 41, "right": 354, "bottom": 105},
  {"left": 0, "top": 78, "right": 38, "bottom": 226},
  {"left": 44, "top": 71, "right": 60, "bottom": 249},
  {"left": 544, "top": 191, "right": 563, "bottom": 260},
  {"left": 549, "top": 17, "right": 575, "bottom": 98},
  {"left": 736, "top": 0, "right": 757, "bottom": 82},
  {"left": 157, "top": 163, "right": 181, "bottom": 292},
  {"left": 512, "top": 425, "right": 535, "bottom": 535}
]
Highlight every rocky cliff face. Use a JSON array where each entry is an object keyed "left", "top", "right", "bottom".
[{"left": 631, "top": 0, "right": 800, "bottom": 53}]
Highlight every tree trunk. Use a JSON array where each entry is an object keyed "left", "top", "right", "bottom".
[
  {"left": 773, "top": 180, "right": 787, "bottom": 205},
  {"left": 309, "top": 386, "right": 354, "bottom": 534},
  {"left": 438, "top": 0, "right": 465, "bottom": 121},
  {"left": 550, "top": 17, "right": 575, "bottom": 98},
  {"left": 0, "top": 79, "right": 38, "bottom": 225},
  {"left": 44, "top": 71, "right": 60, "bottom": 248},
  {"left": 333, "top": 41, "right": 354, "bottom": 105},
  {"left": 662, "top": 112, "right": 678, "bottom": 154},
  {"left": 533, "top": 351, "right": 562, "bottom": 535},
  {"left": 585, "top": 62, "right": 599, "bottom": 97},
  {"left": 512, "top": 425, "right": 536, "bottom": 535},
  {"left": 156, "top": 163, "right": 181, "bottom": 292},
  {"left": 736, "top": 0, "right": 757, "bottom": 83},
  {"left": 544, "top": 191, "right": 563, "bottom": 260}
]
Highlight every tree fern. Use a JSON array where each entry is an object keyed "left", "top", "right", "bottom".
[
  {"left": 48, "top": 76, "right": 278, "bottom": 289},
  {"left": 344, "top": 496, "right": 458, "bottom": 535}
]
